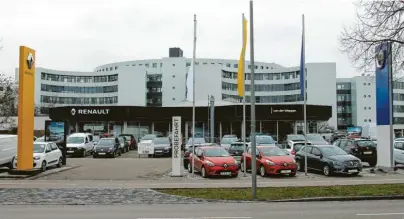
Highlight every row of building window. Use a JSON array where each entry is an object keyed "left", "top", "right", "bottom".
[
  {"left": 41, "top": 84, "right": 118, "bottom": 94},
  {"left": 337, "top": 94, "right": 351, "bottom": 101},
  {"left": 97, "top": 62, "right": 276, "bottom": 72},
  {"left": 393, "top": 94, "right": 404, "bottom": 101},
  {"left": 40, "top": 96, "right": 118, "bottom": 104},
  {"left": 222, "top": 71, "right": 301, "bottom": 81},
  {"left": 41, "top": 73, "right": 118, "bottom": 83},
  {"left": 222, "top": 82, "right": 301, "bottom": 92},
  {"left": 147, "top": 75, "right": 162, "bottom": 82},
  {"left": 337, "top": 106, "right": 352, "bottom": 113},
  {"left": 96, "top": 66, "right": 119, "bottom": 72},
  {"left": 222, "top": 94, "right": 304, "bottom": 103}
]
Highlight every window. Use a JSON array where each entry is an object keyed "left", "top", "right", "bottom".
[
  {"left": 364, "top": 107, "right": 367, "bottom": 110},
  {"left": 368, "top": 83, "right": 371, "bottom": 85},
  {"left": 172, "top": 64, "right": 175, "bottom": 66},
  {"left": 145, "top": 63, "right": 149, "bottom": 67},
  {"left": 369, "top": 107, "right": 371, "bottom": 110},
  {"left": 364, "top": 95, "right": 366, "bottom": 98},
  {"left": 172, "top": 75, "right": 175, "bottom": 78},
  {"left": 50, "top": 143, "right": 58, "bottom": 150},
  {"left": 234, "top": 64, "right": 238, "bottom": 68},
  {"left": 368, "top": 95, "right": 371, "bottom": 97},
  {"left": 172, "top": 98, "right": 175, "bottom": 101},
  {"left": 152, "top": 63, "right": 157, "bottom": 68},
  {"left": 115, "top": 66, "right": 118, "bottom": 70},
  {"left": 172, "top": 86, "right": 175, "bottom": 89},
  {"left": 226, "top": 63, "right": 231, "bottom": 67},
  {"left": 312, "top": 148, "right": 321, "bottom": 156},
  {"left": 364, "top": 119, "right": 367, "bottom": 122},
  {"left": 363, "top": 83, "right": 366, "bottom": 85},
  {"left": 394, "top": 142, "right": 404, "bottom": 150}
]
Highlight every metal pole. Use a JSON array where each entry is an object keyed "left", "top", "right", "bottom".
[
  {"left": 276, "top": 120, "right": 279, "bottom": 144},
  {"left": 207, "top": 95, "right": 210, "bottom": 142},
  {"left": 192, "top": 14, "right": 197, "bottom": 177},
  {"left": 302, "top": 14, "right": 308, "bottom": 176},
  {"left": 210, "top": 96, "right": 215, "bottom": 143},
  {"left": 249, "top": 0, "right": 257, "bottom": 199},
  {"left": 242, "top": 13, "right": 247, "bottom": 177}
]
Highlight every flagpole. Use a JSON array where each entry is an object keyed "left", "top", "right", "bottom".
[
  {"left": 192, "top": 14, "right": 197, "bottom": 177},
  {"left": 301, "top": 14, "right": 308, "bottom": 176},
  {"left": 242, "top": 13, "right": 247, "bottom": 177},
  {"left": 249, "top": 0, "right": 257, "bottom": 199}
]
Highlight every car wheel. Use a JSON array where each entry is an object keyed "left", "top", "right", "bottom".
[
  {"left": 81, "top": 150, "right": 86, "bottom": 157},
  {"left": 289, "top": 172, "right": 296, "bottom": 177},
  {"left": 368, "top": 160, "right": 377, "bottom": 167},
  {"left": 296, "top": 159, "right": 303, "bottom": 172},
  {"left": 7, "top": 156, "right": 15, "bottom": 169},
  {"left": 351, "top": 172, "right": 360, "bottom": 176},
  {"left": 240, "top": 161, "right": 244, "bottom": 172},
  {"left": 187, "top": 162, "right": 192, "bottom": 173},
  {"left": 233, "top": 173, "right": 238, "bottom": 178},
  {"left": 41, "top": 161, "right": 47, "bottom": 172},
  {"left": 260, "top": 165, "right": 266, "bottom": 177},
  {"left": 323, "top": 165, "right": 331, "bottom": 176},
  {"left": 118, "top": 150, "right": 122, "bottom": 156},
  {"left": 57, "top": 157, "right": 63, "bottom": 168},
  {"left": 93, "top": 154, "right": 97, "bottom": 158},
  {"left": 201, "top": 166, "right": 207, "bottom": 178}
]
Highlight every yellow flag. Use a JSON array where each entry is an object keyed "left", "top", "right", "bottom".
[{"left": 237, "top": 16, "right": 248, "bottom": 97}]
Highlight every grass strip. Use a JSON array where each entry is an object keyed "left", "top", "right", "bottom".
[{"left": 156, "top": 184, "right": 404, "bottom": 201}]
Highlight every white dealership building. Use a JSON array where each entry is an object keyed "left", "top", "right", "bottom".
[{"left": 15, "top": 47, "right": 337, "bottom": 130}]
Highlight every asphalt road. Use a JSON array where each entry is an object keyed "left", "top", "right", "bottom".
[{"left": 2, "top": 200, "right": 404, "bottom": 219}]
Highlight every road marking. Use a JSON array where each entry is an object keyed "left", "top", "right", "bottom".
[
  {"left": 138, "top": 217, "right": 252, "bottom": 219},
  {"left": 356, "top": 213, "right": 404, "bottom": 216}
]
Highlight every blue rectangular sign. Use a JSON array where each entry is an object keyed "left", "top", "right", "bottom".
[{"left": 375, "top": 42, "right": 392, "bottom": 126}]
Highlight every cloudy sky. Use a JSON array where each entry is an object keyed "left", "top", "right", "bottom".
[{"left": 0, "top": 0, "right": 359, "bottom": 78}]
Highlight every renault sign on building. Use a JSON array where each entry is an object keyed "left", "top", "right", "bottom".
[{"left": 17, "top": 46, "right": 36, "bottom": 170}]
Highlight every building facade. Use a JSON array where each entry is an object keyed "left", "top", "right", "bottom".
[
  {"left": 14, "top": 48, "right": 338, "bottom": 130},
  {"left": 336, "top": 75, "right": 404, "bottom": 136}
]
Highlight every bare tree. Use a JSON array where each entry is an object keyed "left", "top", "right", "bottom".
[
  {"left": 339, "top": 1, "right": 404, "bottom": 76},
  {"left": 0, "top": 74, "right": 18, "bottom": 130}
]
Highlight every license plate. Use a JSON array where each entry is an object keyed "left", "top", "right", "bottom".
[
  {"left": 348, "top": 169, "right": 358, "bottom": 173},
  {"left": 98, "top": 153, "right": 106, "bottom": 155},
  {"left": 67, "top": 151, "right": 74, "bottom": 153},
  {"left": 364, "top": 151, "right": 372, "bottom": 154},
  {"left": 155, "top": 150, "right": 162, "bottom": 153},
  {"left": 281, "top": 170, "right": 292, "bottom": 174},
  {"left": 220, "top": 172, "right": 232, "bottom": 176}
]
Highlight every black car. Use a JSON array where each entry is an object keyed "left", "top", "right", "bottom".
[
  {"left": 152, "top": 137, "right": 171, "bottom": 157},
  {"left": 333, "top": 138, "right": 377, "bottom": 167},
  {"left": 295, "top": 145, "right": 363, "bottom": 176},
  {"left": 93, "top": 138, "right": 121, "bottom": 158}
]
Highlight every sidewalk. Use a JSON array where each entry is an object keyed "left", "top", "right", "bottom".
[{"left": 1, "top": 175, "right": 404, "bottom": 189}]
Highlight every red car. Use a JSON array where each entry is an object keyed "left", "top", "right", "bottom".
[
  {"left": 188, "top": 146, "right": 239, "bottom": 178},
  {"left": 241, "top": 146, "right": 297, "bottom": 177}
]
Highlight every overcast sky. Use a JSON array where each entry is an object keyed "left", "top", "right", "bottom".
[{"left": 0, "top": 0, "right": 359, "bottom": 78}]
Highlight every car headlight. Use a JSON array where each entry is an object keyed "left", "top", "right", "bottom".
[
  {"left": 265, "top": 160, "right": 275, "bottom": 165},
  {"left": 34, "top": 156, "right": 41, "bottom": 160},
  {"left": 109, "top": 147, "right": 114, "bottom": 150},
  {"left": 234, "top": 160, "right": 238, "bottom": 164},
  {"left": 206, "top": 160, "right": 215, "bottom": 167},
  {"left": 332, "top": 161, "right": 343, "bottom": 166}
]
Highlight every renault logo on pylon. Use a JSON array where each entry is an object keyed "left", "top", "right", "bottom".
[
  {"left": 71, "top": 108, "right": 76, "bottom": 115},
  {"left": 27, "top": 53, "right": 34, "bottom": 69}
]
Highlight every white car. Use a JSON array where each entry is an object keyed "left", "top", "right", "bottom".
[
  {"left": 14, "top": 142, "right": 63, "bottom": 171},
  {"left": 66, "top": 133, "right": 95, "bottom": 157},
  {"left": 394, "top": 141, "right": 404, "bottom": 165},
  {"left": 0, "top": 135, "right": 17, "bottom": 169}
]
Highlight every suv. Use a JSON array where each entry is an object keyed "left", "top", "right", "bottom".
[
  {"left": 66, "top": 133, "right": 95, "bottom": 157},
  {"left": 333, "top": 138, "right": 377, "bottom": 167}
]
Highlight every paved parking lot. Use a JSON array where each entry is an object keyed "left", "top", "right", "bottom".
[{"left": 38, "top": 150, "right": 172, "bottom": 180}]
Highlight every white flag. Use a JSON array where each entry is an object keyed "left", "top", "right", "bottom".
[{"left": 186, "top": 61, "right": 194, "bottom": 102}]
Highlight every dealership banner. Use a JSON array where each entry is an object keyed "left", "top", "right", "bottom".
[
  {"left": 375, "top": 41, "right": 394, "bottom": 169},
  {"left": 171, "top": 116, "right": 182, "bottom": 177}
]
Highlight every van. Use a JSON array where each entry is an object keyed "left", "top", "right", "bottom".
[
  {"left": 0, "top": 135, "right": 18, "bottom": 169},
  {"left": 66, "top": 133, "right": 95, "bottom": 157}
]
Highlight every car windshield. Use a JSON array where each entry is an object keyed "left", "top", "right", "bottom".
[
  {"left": 319, "top": 146, "right": 348, "bottom": 156},
  {"left": 306, "top": 134, "right": 326, "bottom": 141},
  {"left": 229, "top": 144, "right": 245, "bottom": 150},
  {"left": 287, "top": 135, "right": 306, "bottom": 141},
  {"left": 221, "top": 137, "right": 238, "bottom": 144},
  {"left": 357, "top": 140, "right": 375, "bottom": 147},
  {"left": 204, "top": 147, "right": 230, "bottom": 157},
  {"left": 259, "top": 147, "right": 286, "bottom": 156},
  {"left": 141, "top": 135, "right": 157, "bottom": 140},
  {"left": 35, "top": 137, "right": 45, "bottom": 142},
  {"left": 98, "top": 139, "right": 115, "bottom": 146},
  {"left": 33, "top": 143, "right": 46, "bottom": 153},
  {"left": 187, "top": 138, "right": 205, "bottom": 145},
  {"left": 256, "top": 136, "right": 275, "bottom": 144},
  {"left": 154, "top": 138, "right": 170, "bottom": 144},
  {"left": 67, "top": 136, "right": 84, "bottom": 144}
]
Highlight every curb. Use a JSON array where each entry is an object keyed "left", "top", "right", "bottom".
[
  {"left": 27, "top": 165, "right": 81, "bottom": 180},
  {"left": 266, "top": 195, "right": 404, "bottom": 202}
]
